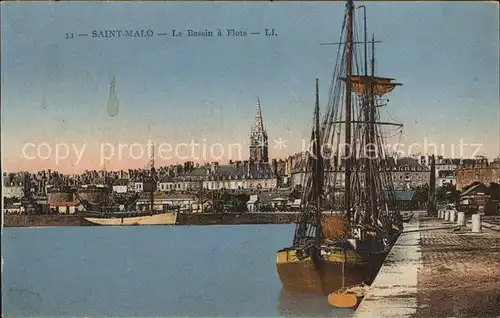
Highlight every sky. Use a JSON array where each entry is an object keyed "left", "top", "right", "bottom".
[{"left": 1, "top": 1, "right": 499, "bottom": 174}]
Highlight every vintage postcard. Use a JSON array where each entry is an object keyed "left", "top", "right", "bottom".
[{"left": 1, "top": 1, "right": 499, "bottom": 317}]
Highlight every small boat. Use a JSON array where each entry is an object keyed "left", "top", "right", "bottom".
[
  {"left": 327, "top": 283, "right": 369, "bottom": 309},
  {"left": 84, "top": 210, "right": 178, "bottom": 226},
  {"left": 78, "top": 143, "right": 179, "bottom": 226}
]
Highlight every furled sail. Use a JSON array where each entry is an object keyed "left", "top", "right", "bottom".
[{"left": 341, "top": 76, "right": 401, "bottom": 97}]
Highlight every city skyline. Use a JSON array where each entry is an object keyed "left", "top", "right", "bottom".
[{"left": 1, "top": 1, "right": 499, "bottom": 174}]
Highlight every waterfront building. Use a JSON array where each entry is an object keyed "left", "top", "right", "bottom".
[
  {"left": 156, "top": 162, "right": 198, "bottom": 192},
  {"left": 389, "top": 157, "right": 430, "bottom": 189},
  {"left": 136, "top": 193, "right": 197, "bottom": 211},
  {"left": 290, "top": 155, "right": 430, "bottom": 190},
  {"left": 3, "top": 178, "right": 24, "bottom": 198},
  {"left": 48, "top": 200, "right": 84, "bottom": 214},
  {"left": 201, "top": 161, "right": 277, "bottom": 190},
  {"left": 128, "top": 172, "right": 155, "bottom": 193},
  {"left": 112, "top": 179, "right": 129, "bottom": 194},
  {"left": 434, "top": 157, "right": 460, "bottom": 187},
  {"left": 458, "top": 182, "right": 498, "bottom": 215},
  {"left": 4, "top": 203, "right": 23, "bottom": 214},
  {"left": 456, "top": 158, "right": 500, "bottom": 190},
  {"left": 246, "top": 194, "right": 259, "bottom": 212},
  {"left": 2, "top": 172, "right": 39, "bottom": 198},
  {"left": 158, "top": 176, "right": 176, "bottom": 192}
]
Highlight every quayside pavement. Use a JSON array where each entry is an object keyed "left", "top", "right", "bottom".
[{"left": 355, "top": 211, "right": 500, "bottom": 317}]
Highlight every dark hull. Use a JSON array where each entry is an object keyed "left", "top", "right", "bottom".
[{"left": 277, "top": 249, "right": 388, "bottom": 295}]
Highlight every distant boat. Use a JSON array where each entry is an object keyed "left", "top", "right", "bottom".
[
  {"left": 80, "top": 144, "right": 179, "bottom": 226},
  {"left": 84, "top": 210, "right": 178, "bottom": 226}
]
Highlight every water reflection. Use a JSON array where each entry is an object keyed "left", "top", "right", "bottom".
[
  {"left": 5, "top": 225, "right": 357, "bottom": 317},
  {"left": 277, "top": 289, "right": 354, "bottom": 317}
]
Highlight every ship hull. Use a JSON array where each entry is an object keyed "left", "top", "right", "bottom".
[
  {"left": 85, "top": 211, "right": 178, "bottom": 226},
  {"left": 276, "top": 248, "right": 388, "bottom": 295}
]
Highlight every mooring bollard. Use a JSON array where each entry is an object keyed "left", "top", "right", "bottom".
[
  {"left": 444, "top": 210, "right": 450, "bottom": 221},
  {"left": 471, "top": 214, "right": 482, "bottom": 233},
  {"left": 450, "top": 210, "right": 456, "bottom": 223},
  {"left": 457, "top": 212, "right": 465, "bottom": 226}
]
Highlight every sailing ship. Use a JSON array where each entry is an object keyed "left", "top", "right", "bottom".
[
  {"left": 276, "top": 0, "right": 404, "bottom": 295},
  {"left": 79, "top": 145, "right": 178, "bottom": 226}
]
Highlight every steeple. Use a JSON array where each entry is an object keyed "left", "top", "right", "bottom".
[
  {"left": 252, "top": 98, "right": 265, "bottom": 135},
  {"left": 249, "top": 98, "right": 269, "bottom": 163}
]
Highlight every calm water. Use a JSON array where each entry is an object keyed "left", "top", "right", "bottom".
[{"left": 2, "top": 225, "right": 353, "bottom": 317}]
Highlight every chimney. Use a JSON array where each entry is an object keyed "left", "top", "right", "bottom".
[
  {"left": 23, "top": 173, "right": 31, "bottom": 195},
  {"left": 420, "top": 156, "right": 426, "bottom": 165}
]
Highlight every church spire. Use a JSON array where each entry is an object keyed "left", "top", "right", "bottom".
[
  {"left": 249, "top": 98, "right": 269, "bottom": 163},
  {"left": 252, "top": 97, "right": 265, "bottom": 135}
]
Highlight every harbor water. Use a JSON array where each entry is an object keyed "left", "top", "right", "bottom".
[{"left": 3, "top": 225, "right": 353, "bottom": 317}]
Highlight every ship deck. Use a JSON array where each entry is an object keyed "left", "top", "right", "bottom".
[{"left": 355, "top": 211, "right": 500, "bottom": 317}]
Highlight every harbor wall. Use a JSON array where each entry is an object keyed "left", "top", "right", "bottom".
[
  {"left": 4, "top": 212, "right": 297, "bottom": 227},
  {"left": 355, "top": 212, "right": 424, "bottom": 317},
  {"left": 176, "top": 212, "right": 297, "bottom": 225},
  {"left": 4, "top": 214, "right": 94, "bottom": 227}
]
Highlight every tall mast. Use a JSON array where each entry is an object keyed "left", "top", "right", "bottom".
[
  {"left": 371, "top": 34, "right": 375, "bottom": 76},
  {"left": 344, "top": 0, "right": 354, "bottom": 222},
  {"left": 359, "top": 4, "right": 375, "bottom": 222},
  {"left": 314, "top": 78, "right": 323, "bottom": 240},
  {"left": 359, "top": 5, "right": 367, "bottom": 77},
  {"left": 368, "top": 33, "right": 377, "bottom": 220}
]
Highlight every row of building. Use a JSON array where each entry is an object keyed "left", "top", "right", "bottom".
[
  {"left": 3, "top": 98, "right": 499, "bottom": 201},
  {"left": 5, "top": 155, "right": 499, "bottom": 198}
]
